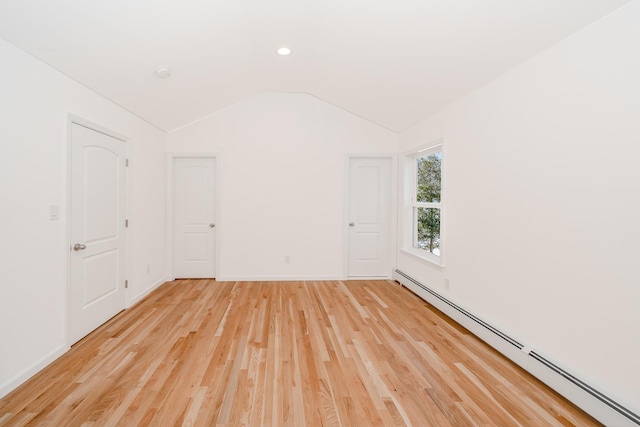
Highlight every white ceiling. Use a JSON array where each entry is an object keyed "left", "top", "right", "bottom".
[{"left": 0, "top": 0, "right": 632, "bottom": 133}]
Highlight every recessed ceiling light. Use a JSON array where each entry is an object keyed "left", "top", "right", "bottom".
[
  {"left": 276, "top": 47, "right": 292, "bottom": 56},
  {"left": 155, "top": 67, "right": 172, "bottom": 79}
]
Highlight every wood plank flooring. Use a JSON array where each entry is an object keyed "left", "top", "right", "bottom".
[{"left": 0, "top": 280, "right": 601, "bottom": 426}]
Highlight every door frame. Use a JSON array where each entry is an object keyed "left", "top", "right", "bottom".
[
  {"left": 166, "top": 153, "right": 221, "bottom": 281},
  {"left": 66, "top": 114, "right": 130, "bottom": 347},
  {"left": 344, "top": 154, "right": 398, "bottom": 279}
]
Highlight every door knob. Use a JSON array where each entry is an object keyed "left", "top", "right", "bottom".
[
  {"left": 73, "top": 243, "right": 87, "bottom": 251},
  {"left": 349, "top": 222, "right": 355, "bottom": 227},
  {"left": 209, "top": 224, "right": 215, "bottom": 228}
]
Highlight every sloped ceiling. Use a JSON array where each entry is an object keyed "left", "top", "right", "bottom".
[{"left": 0, "top": 0, "right": 632, "bottom": 132}]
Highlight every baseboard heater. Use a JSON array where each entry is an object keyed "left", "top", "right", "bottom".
[
  {"left": 394, "top": 269, "right": 524, "bottom": 349},
  {"left": 529, "top": 351, "right": 640, "bottom": 425},
  {"left": 394, "top": 269, "right": 640, "bottom": 426}
]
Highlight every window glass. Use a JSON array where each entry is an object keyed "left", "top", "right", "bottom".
[
  {"left": 408, "top": 144, "right": 442, "bottom": 261},
  {"left": 416, "top": 152, "right": 441, "bottom": 203},
  {"left": 414, "top": 207, "right": 440, "bottom": 255}
]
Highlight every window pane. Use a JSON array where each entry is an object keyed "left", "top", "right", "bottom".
[
  {"left": 416, "top": 152, "right": 441, "bottom": 203},
  {"left": 414, "top": 207, "right": 440, "bottom": 256}
]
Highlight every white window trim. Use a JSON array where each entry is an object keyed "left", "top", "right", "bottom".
[{"left": 402, "top": 139, "right": 444, "bottom": 268}]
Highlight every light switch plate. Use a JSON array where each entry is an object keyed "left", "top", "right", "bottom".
[{"left": 50, "top": 205, "right": 59, "bottom": 220}]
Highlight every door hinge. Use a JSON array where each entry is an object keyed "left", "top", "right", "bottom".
[
  {"left": 125, "top": 280, "right": 129, "bottom": 289},
  {"left": 125, "top": 219, "right": 129, "bottom": 228},
  {"left": 126, "top": 158, "right": 129, "bottom": 167}
]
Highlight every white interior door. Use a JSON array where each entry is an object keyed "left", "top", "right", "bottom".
[
  {"left": 348, "top": 157, "right": 391, "bottom": 277},
  {"left": 70, "top": 123, "right": 127, "bottom": 344},
  {"left": 173, "top": 157, "right": 216, "bottom": 278}
]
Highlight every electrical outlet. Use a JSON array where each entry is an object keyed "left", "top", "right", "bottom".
[
  {"left": 444, "top": 278, "right": 450, "bottom": 290},
  {"left": 146, "top": 264, "right": 150, "bottom": 274},
  {"left": 284, "top": 256, "right": 290, "bottom": 263}
]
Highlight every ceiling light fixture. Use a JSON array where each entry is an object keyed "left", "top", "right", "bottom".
[
  {"left": 155, "top": 66, "right": 172, "bottom": 79},
  {"left": 276, "top": 47, "right": 292, "bottom": 56}
]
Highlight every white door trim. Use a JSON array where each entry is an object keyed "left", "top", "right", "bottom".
[
  {"left": 343, "top": 154, "right": 397, "bottom": 279},
  {"left": 166, "top": 153, "right": 221, "bottom": 281},
  {"left": 66, "top": 114, "right": 130, "bottom": 347}
]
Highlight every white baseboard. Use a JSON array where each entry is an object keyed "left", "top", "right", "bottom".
[
  {"left": 215, "top": 275, "right": 345, "bottom": 282},
  {"left": 393, "top": 270, "right": 639, "bottom": 427},
  {"left": 1, "top": 279, "right": 168, "bottom": 399},
  {"left": 0, "top": 344, "right": 68, "bottom": 399},
  {"left": 128, "top": 277, "right": 167, "bottom": 307}
]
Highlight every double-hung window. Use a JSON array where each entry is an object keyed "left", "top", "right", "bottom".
[{"left": 409, "top": 144, "right": 442, "bottom": 260}]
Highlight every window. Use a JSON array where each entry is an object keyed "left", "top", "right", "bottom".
[{"left": 406, "top": 143, "right": 442, "bottom": 262}]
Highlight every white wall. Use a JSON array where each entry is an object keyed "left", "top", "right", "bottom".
[
  {"left": 167, "top": 93, "right": 397, "bottom": 280},
  {"left": 397, "top": 1, "right": 640, "bottom": 414},
  {"left": 0, "top": 38, "right": 166, "bottom": 397}
]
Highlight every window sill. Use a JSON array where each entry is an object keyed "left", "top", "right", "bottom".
[{"left": 399, "top": 248, "right": 445, "bottom": 271}]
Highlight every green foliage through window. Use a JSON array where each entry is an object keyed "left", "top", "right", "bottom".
[
  {"left": 416, "top": 153, "right": 441, "bottom": 203},
  {"left": 414, "top": 152, "right": 441, "bottom": 255},
  {"left": 415, "top": 208, "right": 440, "bottom": 254}
]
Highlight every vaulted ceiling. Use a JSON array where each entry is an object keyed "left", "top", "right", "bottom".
[{"left": 0, "top": 0, "right": 632, "bottom": 132}]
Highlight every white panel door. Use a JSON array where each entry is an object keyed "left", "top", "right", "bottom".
[
  {"left": 348, "top": 158, "right": 391, "bottom": 277},
  {"left": 70, "top": 123, "right": 127, "bottom": 344},
  {"left": 174, "top": 158, "right": 216, "bottom": 278}
]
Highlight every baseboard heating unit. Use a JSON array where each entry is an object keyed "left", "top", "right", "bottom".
[{"left": 393, "top": 269, "right": 640, "bottom": 427}]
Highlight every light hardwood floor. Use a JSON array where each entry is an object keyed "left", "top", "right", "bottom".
[{"left": 0, "top": 280, "right": 600, "bottom": 426}]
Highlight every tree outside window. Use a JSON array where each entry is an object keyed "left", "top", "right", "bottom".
[{"left": 413, "top": 150, "right": 441, "bottom": 256}]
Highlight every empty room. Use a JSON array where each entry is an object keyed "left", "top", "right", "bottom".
[{"left": 0, "top": 0, "right": 639, "bottom": 426}]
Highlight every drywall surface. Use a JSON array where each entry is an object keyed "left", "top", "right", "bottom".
[
  {"left": 0, "top": 38, "right": 166, "bottom": 396},
  {"left": 167, "top": 93, "right": 398, "bottom": 280},
  {"left": 397, "top": 1, "right": 640, "bottom": 413}
]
